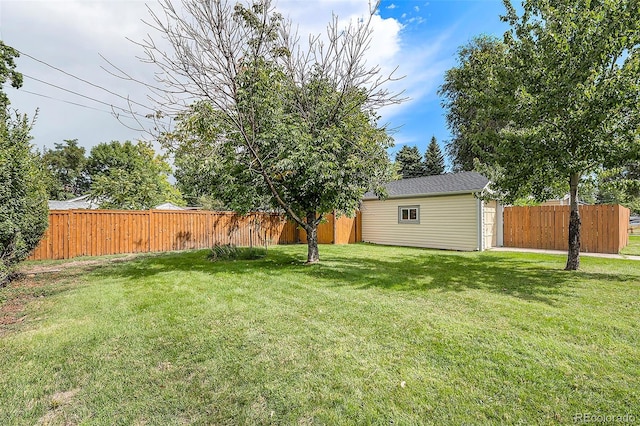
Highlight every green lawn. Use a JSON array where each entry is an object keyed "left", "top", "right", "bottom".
[
  {"left": 621, "top": 235, "right": 640, "bottom": 256},
  {"left": 1, "top": 244, "right": 639, "bottom": 425}
]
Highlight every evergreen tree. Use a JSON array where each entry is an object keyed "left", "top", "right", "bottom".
[
  {"left": 395, "top": 146, "right": 424, "bottom": 179},
  {"left": 423, "top": 136, "right": 445, "bottom": 175}
]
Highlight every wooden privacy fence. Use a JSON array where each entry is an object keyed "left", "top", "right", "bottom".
[
  {"left": 29, "top": 209, "right": 362, "bottom": 261},
  {"left": 503, "top": 204, "right": 630, "bottom": 254},
  {"left": 300, "top": 212, "right": 362, "bottom": 245}
]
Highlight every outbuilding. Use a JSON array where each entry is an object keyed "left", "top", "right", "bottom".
[{"left": 361, "top": 171, "right": 501, "bottom": 251}]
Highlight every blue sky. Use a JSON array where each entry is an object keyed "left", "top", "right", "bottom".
[
  {"left": 1, "top": 0, "right": 511, "bottom": 169},
  {"left": 377, "top": 0, "right": 509, "bottom": 164}
]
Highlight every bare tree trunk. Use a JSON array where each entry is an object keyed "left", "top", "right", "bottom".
[
  {"left": 305, "top": 211, "right": 320, "bottom": 264},
  {"left": 565, "top": 172, "right": 581, "bottom": 270}
]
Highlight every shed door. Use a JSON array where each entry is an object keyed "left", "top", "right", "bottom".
[{"left": 483, "top": 201, "right": 497, "bottom": 249}]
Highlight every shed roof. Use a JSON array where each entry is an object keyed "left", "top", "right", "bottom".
[
  {"left": 48, "top": 195, "right": 98, "bottom": 210},
  {"left": 154, "top": 202, "right": 186, "bottom": 210},
  {"left": 363, "top": 171, "right": 489, "bottom": 200}
]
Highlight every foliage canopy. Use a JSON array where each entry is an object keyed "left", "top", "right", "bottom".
[
  {"left": 86, "top": 140, "right": 183, "bottom": 210},
  {"left": 149, "top": 0, "right": 402, "bottom": 262},
  {"left": 423, "top": 136, "right": 445, "bottom": 176},
  {"left": 0, "top": 43, "right": 48, "bottom": 283},
  {"left": 41, "top": 139, "right": 89, "bottom": 200},
  {"left": 394, "top": 146, "right": 424, "bottom": 179},
  {"left": 440, "top": 0, "right": 640, "bottom": 269}
]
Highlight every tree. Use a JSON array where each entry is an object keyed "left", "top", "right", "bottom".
[
  {"left": 143, "top": 0, "right": 402, "bottom": 263},
  {"left": 41, "top": 139, "right": 89, "bottom": 200},
  {"left": 442, "top": 0, "right": 640, "bottom": 270},
  {"left": 0, "top": 43, "right": 48, "bottom": 284},
  {"left": 395, "top": 146, "right": 424, "bottom": 179},
  {"left": 596, "top": 163, "right": 640, "bottom": 214},
  {"left": 86, "top": 140, "right": 183, "bottom": 210},
  {"left": 423, "top": 136, "right": 445, "bottom": 175},
  {"left": 0, "top": 42, "right": 23, "bottom": 111},
  {"left": 439, "top": 36, "right": 509, "bottom": 172}
]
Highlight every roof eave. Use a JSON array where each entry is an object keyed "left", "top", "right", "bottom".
[{"left": 362, "top": 188, "right": 486, "bottom": 201}]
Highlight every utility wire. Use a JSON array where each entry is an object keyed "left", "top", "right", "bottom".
[
  {"left": 20, "top": 89, "right": 116, "bottom": 114},
  {"left": 24, "top": 73, "right": 132, "bottom": 114},
  {"left": 19, "top": 88, "right": 160, "bottom": 132},
  {"left": 17, "top": 49, "right": 155, "bottom": 112},
  {"left": 22, "top": 73, "right": 156, "bottom": 123}
]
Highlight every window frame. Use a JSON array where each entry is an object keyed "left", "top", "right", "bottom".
[{"left": 398, "top": 205, "right": 420, "bottom": 224}]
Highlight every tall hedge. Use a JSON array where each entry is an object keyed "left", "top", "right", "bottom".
[{"left": 0, "top": 111, "right": 49, "bottom": 284}]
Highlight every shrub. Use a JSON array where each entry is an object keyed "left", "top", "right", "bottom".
[
  {"left": 0, "top": 111, "right": 49, "bottom": 285},
  {"left": 208, "top": 244, "right": 266, "bottom": 262}
]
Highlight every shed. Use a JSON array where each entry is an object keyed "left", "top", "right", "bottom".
[
  {"left": 361, "top": 171, "right": 500, "bottom": 251},
  {"left": 48, "top": 195, "right": 98, "bottom": 210},
  {"left": 154, "top": 202, "right": 186, "bottom": 210}
]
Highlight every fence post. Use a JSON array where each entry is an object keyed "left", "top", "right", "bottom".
[
  {"left": 332, "top": 210, "right": 337, "bottom": 245},
  {"left": 68, "top": 210, "right": 75, "bottom": 259},
  {"left": 148, "top": 210, "right": 154, "bottom": 253}
]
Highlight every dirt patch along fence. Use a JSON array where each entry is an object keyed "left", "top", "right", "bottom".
[
  {"left": 503, "top": 204, "right": 630, "bottom": 254},
  {"left": 28, "top": 210, "right": 363, "bottom": 261}
]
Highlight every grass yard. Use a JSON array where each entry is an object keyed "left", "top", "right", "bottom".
[
  {"left": 621, "top": 235, "right": 640, "bottom": 256},
  {"left": 1, "top": 244, "right": 639, "bottom": 425}
]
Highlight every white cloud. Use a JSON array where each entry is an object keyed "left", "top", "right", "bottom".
[
  {"left": 0, "top": 0, "right": 449, "bottom": 153},
  {"left": 1, "top": 1, "right": 158, "bottom": 150},
  {"left": 386, "top": 3, "right": 397, "bottom": 9},
  {"left": 275, "top": 0, "right": 405, "bottom": 110},
  {"left": 377, "top": 26, "right": 457, "bottom": 122}
]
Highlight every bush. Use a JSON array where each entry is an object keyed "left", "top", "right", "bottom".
[
  {"left": 208, "top": 244, "right": 266, "bottom": 262},
  {"left": 0, "top": 111, "right": 49, "bottom": 285}
]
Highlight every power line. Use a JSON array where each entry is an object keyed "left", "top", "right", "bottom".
[
  {"left": 19, "top": 88, "right": 160, "bottom": 132},
  {"left": 23, "top": 73, "right": 132, "bottom": 114},
  {"left": 20, "top": 89, "right": 116, "bottom": 114},
  {"left": 22, "top": 73, "right": 159, "bottom": 125},
  {"left": 17, "top": 49, "right": 155, "bottom": 112}
]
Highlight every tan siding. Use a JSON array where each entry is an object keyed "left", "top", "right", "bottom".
[
  {"left": 483, "top": 200, "right": 497, "bottom": 249},
  {"left": 361, "top": 194, "right": 480, "bottom": 251}
]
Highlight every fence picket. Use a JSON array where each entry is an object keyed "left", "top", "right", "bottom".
[
  {"left": 503, "top": 204, "right": 629, "bottom": 254},
  {"left": 28, "top": 210, "right": 363, "bottom": 261}
]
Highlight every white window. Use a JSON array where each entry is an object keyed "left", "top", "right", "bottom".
[{"left": 398, "top": 205, "right": 420, "bottom": 224}]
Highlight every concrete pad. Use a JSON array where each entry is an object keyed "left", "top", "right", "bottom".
[{"left": 489, "top": 247, "right": 640, "bottom": 261}]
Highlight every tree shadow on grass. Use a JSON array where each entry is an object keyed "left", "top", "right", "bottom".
[
  {"left": 303, "top": 249, "right": 638, "bottom": 305},
  {"left": 88, "top": 248, "right": 304, "bottom": 281},
  {"left": 309, "top": 253, "right": 570, "bottom": 304},
  {"left": 88, "top": 246, "right": 636, "bottom": 306}
]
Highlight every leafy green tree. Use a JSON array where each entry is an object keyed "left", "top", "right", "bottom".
[
  {"left": 596, "top": 164, "right": 640, "bottom": 214},
  {"left": 0, "top": 42, "right": 23, "bottom": 110},
  {"left": 443, "top": 0, "right": 640, "bottom": 270},
  {"left": 439, "top": 36, "right": 508, "bottom": 172},
  {"left": 42, "top": 139, "right": 89, "bottom": 200},
  {"left": 86, "top": 140, "right": 183, "bottom": 210},
  {"left": 395, "top": 146, "right": 424, "bottom": 179},
  {"left": 148, "top": 0, "right": 400, "bottom": 263},
  {"left": 0, "top": 43, "right": 48, "bottom": 284},
  {"left": 423, "top": 136, "right": 445, "bottom": 176}
]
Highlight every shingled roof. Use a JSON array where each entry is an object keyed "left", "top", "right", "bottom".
[
  {"left": 363, "top": 171, "right": 489, "bottom": 200},
  {"left": 48, "top": 195, "right": 98, "bottom": 210}
]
